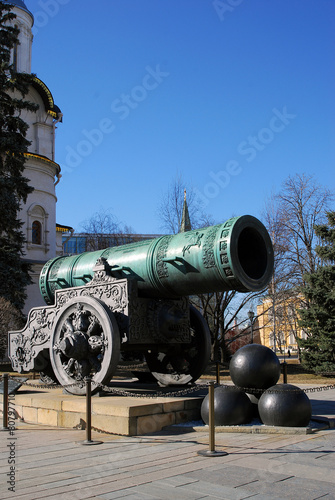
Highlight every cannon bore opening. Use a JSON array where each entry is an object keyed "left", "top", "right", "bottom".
[{"left": 237, "top": 227, "right": 268, "bottom": 280}]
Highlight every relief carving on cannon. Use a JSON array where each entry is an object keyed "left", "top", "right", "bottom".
[{"left": 9, "top": 215, "right": 274, "bottom": 395}]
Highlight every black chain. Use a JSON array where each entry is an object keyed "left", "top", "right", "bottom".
[
  {"left": 91, "top": 380, "right": 207, "bottom": 398},
  {"left": 233, "top": 384, "right": 335, "bottom": 395},
  {"left": 5, "top": 375, "right": 209, "bottom": 397},
  {"left": 116, "top": 362, "right": 147, "bottom": 370},
  {"left": 6, "top": 375, "right": 335, "bottom": 397}
]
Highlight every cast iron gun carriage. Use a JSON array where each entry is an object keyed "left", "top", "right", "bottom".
[{"left": 9, "top": 215, "right": 273, "bottom": 395}]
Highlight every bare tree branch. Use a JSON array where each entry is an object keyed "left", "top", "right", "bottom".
[
  {"left": 157, "top": 173, "right": 215, "bottom": 233},
  {"left": 81, "top": 208, "right": 135, "bottom": 251}
]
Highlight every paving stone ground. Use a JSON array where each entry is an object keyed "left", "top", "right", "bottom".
[{"left": 1, "top": 385, "right": 334, "bottom": 500}]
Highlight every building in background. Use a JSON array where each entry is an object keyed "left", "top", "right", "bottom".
[
  {"left": 4, "top": 1, "right": 164, "bottom": 315},
  {"left": 4, "top": 0, "right": 70, "bottom": 312},
  {"left": 257, "top": 295, "right": 307, "bottom": 354},
  {"left": 62, "top": 232, "right": 163, "bottom": 255}
]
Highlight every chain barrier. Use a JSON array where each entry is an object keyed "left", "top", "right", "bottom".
[
  {"left": 5, "top": 375, "right": 335, "bottom": 397},
  {"left": 91, "top": 381, "right": 208, "bottom": 398},
  {"left": 116, "top": 362, "right": 147, "bottom": 370},
  {"left": 6, "top": 376, "right": 209, "bottom": 398},
  {"left": 12, "top": 380, "right": 82, "bottom": 390},
  {"left": 233, "top": 384, "right": 335, "bottom": 395}
]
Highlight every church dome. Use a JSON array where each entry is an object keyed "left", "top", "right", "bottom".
[{"left": 3, "top": 0, "right": 33, "bottom": 20}]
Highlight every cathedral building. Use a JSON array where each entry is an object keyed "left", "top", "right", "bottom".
[
  {"left": 3, "top": 0, "right": 163, "bottom": 316},
  {"left": 3, "top": 0, "right": 68, "bottom": 313}
]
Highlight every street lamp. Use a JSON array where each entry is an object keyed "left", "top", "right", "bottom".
[{"left": 248, "top": 310, "right": 256, "bottom": 344}]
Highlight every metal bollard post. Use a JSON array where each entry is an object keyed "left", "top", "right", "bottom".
[
  {"left": 198, "top": 381, "right": 228, "bottom": 457},
  {"left": 78, "top": 376, "right": 102, "bottom": 445},
  {"left": 282, "top": 362, "right": 288, "bottom": 384},
  {"left": 86, "top": 376, "right": 92, "bottom": 442},
  {"left": 2, "top": 373, "right": 9, "bottom": 430},
  {"left": 209, "top": 381, "right": 215, "bottom": 452},
  {"left": 216, "top": 362, "right": 220, "bottom": 385}
]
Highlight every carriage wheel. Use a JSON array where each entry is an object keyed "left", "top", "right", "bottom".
[
  {"left": 49, "top": 296, "right": 120, "bottom": 395},
  {"left": 145, "top": 305, "right": 211, "bottom": 386}
]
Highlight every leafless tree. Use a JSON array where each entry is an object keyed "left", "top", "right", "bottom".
[
  {"left": 0, "top": 297, "right": 24, "bottom": 360},
  {"left": 192, "top": 289, "right": 265, "bottom": 361},
  {"left": 157, "top": 173, "right": 215, "bottom": 234},
  {"left": 81, "top": 208, "right": 135, "bottom": 251},
  {"left": 275, "top": 173, "right": 333, "bottom": 284},
  {"left": 262, "top": 173, "right": 333, "bottom": 353}
]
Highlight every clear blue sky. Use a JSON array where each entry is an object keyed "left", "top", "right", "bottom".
[{"left": 27, "top": 0, "right": 335, "bottom": 234}]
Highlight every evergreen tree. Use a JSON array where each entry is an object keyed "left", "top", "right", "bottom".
[
  {"left": 298, "top": 211, "right": 335, "bottom": 374},
  {"left": 0, "top": 2, "right": 37, "bottom": 310}
]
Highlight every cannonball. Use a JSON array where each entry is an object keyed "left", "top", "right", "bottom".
[
  {"left": 258, "top": 383, "right": 312, "bottom": 427},
  {"left": 201, "top": 386, "right": 253, "bottom": 426},
  {"left": 229, "top": 344, "right": 280, "bottom": 390}
]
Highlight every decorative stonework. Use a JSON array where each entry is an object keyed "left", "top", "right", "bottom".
[
  {"left": 202, "top": 225, "right": 220, "bottom": 268},
  {"left": 52, "top": 302, "right": 108, "bottom": 381},
  {"left": 10, "top": 307, "right": 56, "bottom": 372},
  {"left": 156, "top": 235, "right": 173, "bottom": 278},
  {"left": 219, "top": 224, "right": 233, "bottom": 280},
  {"left": 182, "top": 231, "right": 204, "bottom": 256}
]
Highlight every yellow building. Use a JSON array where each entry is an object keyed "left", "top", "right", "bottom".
[{"left": 257, "top": 295, "right": 307, "bottom": 354}]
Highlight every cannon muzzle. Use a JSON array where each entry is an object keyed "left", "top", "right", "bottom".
[{"left": 40, "top": 215, "right": 273, "bottom": 304}]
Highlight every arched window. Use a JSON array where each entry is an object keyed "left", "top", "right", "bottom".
[
  {"left": 27, "top": 205, "right": 48, "bottom": 249},
  {"left": 32, "top": 221, "right": 42, "bottom": 245}
]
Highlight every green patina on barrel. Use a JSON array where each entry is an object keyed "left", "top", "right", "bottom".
[{"left": 40, "top": 215, "right": 274, "bottom": 305}]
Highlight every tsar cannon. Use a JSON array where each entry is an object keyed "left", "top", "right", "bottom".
[{"left": 9, "top": 215, "right": 274, "bottom": 395}]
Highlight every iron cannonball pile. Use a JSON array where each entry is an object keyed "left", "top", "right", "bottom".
[{"left": 201, "top": 344, "right": 312, "bottom": 428}]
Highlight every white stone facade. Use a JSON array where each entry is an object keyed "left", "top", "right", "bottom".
[
  {"left": 8, "top": 2, "right": 33, "bottom": 73},
  {"left": 23, "top": 88, "right": 55, "bottom": 158},
  {"left": 4, "top": 0, "right": 64, "bottom": 313}
]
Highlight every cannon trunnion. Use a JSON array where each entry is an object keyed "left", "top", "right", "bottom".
[{"left": 8, "top": 215, "right": 274, "bottom": 395}]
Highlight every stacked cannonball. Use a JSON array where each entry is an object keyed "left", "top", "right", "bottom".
[{"left": 201, "top": 344, "right": 312, "bottom": 427}]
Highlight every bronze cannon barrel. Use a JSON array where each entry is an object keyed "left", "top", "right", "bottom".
[{"left": 40, "top": 215, "right": 274, "bottom": 305}]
